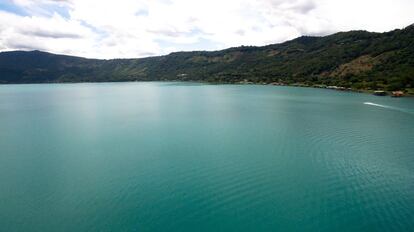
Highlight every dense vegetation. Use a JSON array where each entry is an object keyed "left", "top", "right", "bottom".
[{"left": 1, "top": 25, "right": 413, "bottom": 93}]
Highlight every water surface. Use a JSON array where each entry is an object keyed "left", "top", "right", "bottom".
[{"left": 1, "top": 82, "right": 413, "bottom": 231}]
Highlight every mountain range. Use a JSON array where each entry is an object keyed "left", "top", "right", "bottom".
[{"left": 1, "top": 24, "right": 413, "bottom": 92}]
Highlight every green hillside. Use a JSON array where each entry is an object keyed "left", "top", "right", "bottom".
[{"left": 1, "top": 25, "right": 413, "bottom": 92}]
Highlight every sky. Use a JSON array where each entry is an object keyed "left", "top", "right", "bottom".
[{"left": 0, "top": 0, "right": 413, "bottom": 59}]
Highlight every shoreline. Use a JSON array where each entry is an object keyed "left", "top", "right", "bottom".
[{"left": 1, "top": 80, "right": 413, "bottom": 97}]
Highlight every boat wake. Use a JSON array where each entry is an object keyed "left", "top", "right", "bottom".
[
  {"left": 364, "top": 102, "right": 413, "bottom": 115},
  {"left": 364, "top": 102, "right": 390, "bottom": 108}
]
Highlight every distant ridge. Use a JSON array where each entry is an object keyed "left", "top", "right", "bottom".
[{"left": 0, "top": 24, "right": 413, "bottom": 92}]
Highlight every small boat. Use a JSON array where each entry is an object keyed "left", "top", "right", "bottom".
[{"left": 373, "top": 90, "right": 387, "bottom": 96}]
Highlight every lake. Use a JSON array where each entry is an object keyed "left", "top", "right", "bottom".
[{"left": 0, "top": 82, "right": 413, "bottom": 231}]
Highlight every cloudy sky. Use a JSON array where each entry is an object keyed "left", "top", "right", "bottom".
[{"left": 0, "top": 0, "right": 413, "bottom": 59}]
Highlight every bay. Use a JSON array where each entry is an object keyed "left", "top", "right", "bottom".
[{"left": 0, "top": 82, "right": 413, "bottom": 231}]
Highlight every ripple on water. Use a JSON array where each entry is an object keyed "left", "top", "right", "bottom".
[{"left": 1, "top": 83, "right": 414, "bottom": 231}]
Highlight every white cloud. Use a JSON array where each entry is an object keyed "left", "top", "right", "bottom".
[
  {"left": 0, "top": 0, "right": 413, "bottom": 58},
  {"left": 0, "top": 11, "right": 94, "bottom": 50}
]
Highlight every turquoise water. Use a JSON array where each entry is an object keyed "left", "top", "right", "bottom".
[{"left": 0, "top": 82, "right": 413, "bottom": 232}]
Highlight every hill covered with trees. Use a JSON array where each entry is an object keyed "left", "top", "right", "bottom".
[{"left": 1, "top": 25, "right": 413, "bottom": 92}]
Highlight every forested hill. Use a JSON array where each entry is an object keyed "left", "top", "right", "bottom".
[{"left": 1, "top": 24, "right": 413, "bottom": 91}]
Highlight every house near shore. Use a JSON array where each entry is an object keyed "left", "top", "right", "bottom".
[
  {"left": 327, "top": 86, "right": 347, "bottom": 91},
  {"left": 269, "top": 82, "right": 285, "bottom": 86},
  {"left": 392, "top": 91, "right": 404, "bottom": 97}
]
